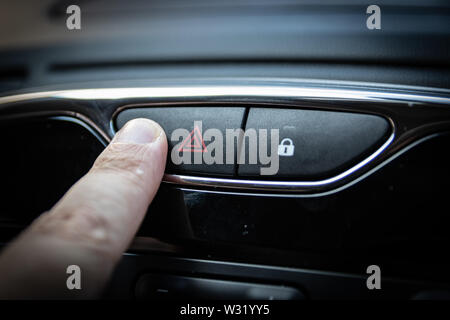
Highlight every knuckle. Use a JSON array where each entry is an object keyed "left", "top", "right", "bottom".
[
  {"left": 32, "top": 206, "right": 118, "bottom": 262},
  {"left": 91, "top": 143, "right": 153, "bottom": 188},
  {"left": 93, "top": 143, "right": 147, "bottom": 173}
]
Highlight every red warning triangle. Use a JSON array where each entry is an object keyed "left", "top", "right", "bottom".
[{"left": 178, "top": 126, "right": 207, "bottom": 153}]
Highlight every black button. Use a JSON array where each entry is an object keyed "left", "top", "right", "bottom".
[
  {"left": 115, "top": 107, "right": 246, "bottom": 176},
  {"left": 238, "top": 108, "right": 390, "bottom": 179}
]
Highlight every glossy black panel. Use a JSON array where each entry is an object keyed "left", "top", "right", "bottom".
[{"left": 139, "top": 133, "right": 450, "bottom": 280}]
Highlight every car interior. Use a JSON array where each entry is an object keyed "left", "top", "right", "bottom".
[{"left": 0, "top": 0, "right": 450, "bottom": 300}]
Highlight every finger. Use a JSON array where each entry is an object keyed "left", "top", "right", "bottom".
[{"left": 0, "top": 118, "right": 167, "bottom": 299}]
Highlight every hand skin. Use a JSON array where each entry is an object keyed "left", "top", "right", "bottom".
[{"left": 0, "top": 119, "right": 167, "bottom": 299}]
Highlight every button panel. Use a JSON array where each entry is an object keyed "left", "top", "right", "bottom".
[{"left": 116, "top": 106, "right": 391, "bottom": 182}]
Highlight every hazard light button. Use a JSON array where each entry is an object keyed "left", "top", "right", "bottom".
[{"left": 115, "top": 107, "right": 246, "bottom": 176}]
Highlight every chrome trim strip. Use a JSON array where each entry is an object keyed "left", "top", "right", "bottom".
[
  {"left": 1, "top": 86, "right": 449, "bottom": 105},
  {"left": 163, "top": 132, "right": 395, "bottom": 192}
]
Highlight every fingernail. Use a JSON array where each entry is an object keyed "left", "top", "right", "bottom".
[{"left": 113, "top": 118, "right": 162, "bottom": 144}]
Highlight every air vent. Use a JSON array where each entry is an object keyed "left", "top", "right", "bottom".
[{"left": 0, "top": 116, "right": 104, "bottom": 242}]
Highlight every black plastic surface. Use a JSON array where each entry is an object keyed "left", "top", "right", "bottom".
[
  {"left": 138, "top": 133, "right": 450, "bottom": 281},
  {"left": 238, "top": 108, "right": 390, "bottom": 179},
  {"left": 105, "top": 253, "right": 450, "bottom": 300}
]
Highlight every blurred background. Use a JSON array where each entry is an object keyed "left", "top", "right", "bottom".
[{"left": 0, "top": 0, "right": 449, "bottom": 93}]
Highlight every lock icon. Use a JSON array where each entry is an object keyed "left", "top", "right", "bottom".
[{"left": 278, "top": 138, "right": 295, "bottom": 156}]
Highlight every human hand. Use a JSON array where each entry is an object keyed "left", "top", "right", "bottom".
[{"left": 0, "top": 119, "right": 167, "bottom": 299}]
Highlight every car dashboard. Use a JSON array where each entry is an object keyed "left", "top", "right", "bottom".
[{"left": 0, "top": 0, "right": 450, "bottom": 300}]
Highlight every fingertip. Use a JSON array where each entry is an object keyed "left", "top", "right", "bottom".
[{"left": 113, "top": 118, "right": 166, "bottom": 145}]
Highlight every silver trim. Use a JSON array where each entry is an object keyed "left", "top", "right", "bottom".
[
  {"left": 1, "top": 86, "right": 450, "bottom": 105},
  {"left": 164, "top": 132, "right": 395, "bottom": 192}
]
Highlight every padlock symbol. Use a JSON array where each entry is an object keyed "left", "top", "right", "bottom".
[{"left": 278, "top": 138, "right": 295, "bottom": 156}]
